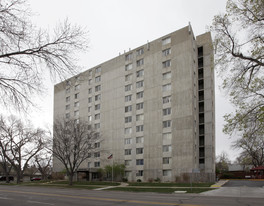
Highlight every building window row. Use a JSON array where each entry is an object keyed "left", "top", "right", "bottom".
[
  {"left": 124, "top": 136, "right": 144, "bottom": 145},
  {"left": 124, "top": 125, "right": 144, "bottom": 134},
  {"left": 125, "top": 48, "right": 144, "bottom": 62}
]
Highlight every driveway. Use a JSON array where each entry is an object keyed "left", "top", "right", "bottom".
[
  {"left": 201, "top": 180, "right": 264, "bottom": 198},
  {"left": 223, "top": 180, "right": 264, "bottom": 187}
]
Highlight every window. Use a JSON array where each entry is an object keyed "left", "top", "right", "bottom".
[
  {"left": 124, "top": 138, "right": 132, "bottom": 145},
  {"left": 125, "top": 63, "right": 133, "bottom": 71},
  {"left": 136, "top": 80, "right": 144, "bottom": 88},
  {"left": 66, "top": 80, "right": 71, "bottom": 86},
  {"left": 125, "top": 105, "right": 132, "bottom": 113},
  {"left": 66, "top": 96, "right": 70, "bottom": 102},
  {"left": 136, "top": 48, "right": 144, "bottom": 56},
  {"left": 66, "top": 104, "right": 70, "bottom": 110},
  {"left": 163, "top": 96, "right": 171, "bottom": 104},
  {"left": 95, "top": 85, "right": 101, "bottom": 92},
  {"left": 94, "top": 162, "right": 100, "bottom": 167},
  {"left": 125, "top": 53, "right": 133, "bottom": 61},
  {"left": 95, "top": 76, "right": 101, "bottom": 83},
  {"left": 88, "top": 97, "right": 92, "bottom": 103},
  {"left": 136, "top": 114, "right": 144, "bottom": 121},
  {"left": 125, "top": 74, "right": 132, "bottom": 81},
  {"left": 88, "top": 79, "right": 92, "bottom": 85},
  {"left": 66, "top": 88, "right": 70, "bottom": 94},
  {"left": 95, "top": 67, "right": 101, "bottom": 73},
  {"left": 95, "top": 104, "right": 100, "bottom": 110},
  {"left": 89, "top": 70, "right": 92, "bottom": 76},
  {"left": 88, "top": 88, "right": 92, "bottom": 94},
  {"left": 136, "top": 159, "right": 144, "bottom": 165},
  {"left": 163, "top": 72, "right": 171, "bottom": 80},
  {"left": 162, "top": 37, "right": 171, "bottom": 45},
  {"left": 163, "top": 145, "right": 172, "bottom": 152},
  {"left": 136, "top": 102, "right": 143, "bottom": 110},
  {"left": 163, "top": 133, "right": 172, "bottom": 141},
  {"left": 136, "top": 125, "right": 144, "bottom": 132},
  {"left": 65, "top": 113, "right": 70, "bottom": 118},
  {"left": 136, "top": 70, "right": 144, "bottom": 78},
  {"left": 125, "top": 160, "right": 131, "bottom": 166},
  {"left": 95, "top": 113, "right": 100, "bottom": 120},
  {"left": 88, "top": 162, "right": 91, "bottom": 168},
  {"left": 94, "top": 152, "right": 100, "bottom": 158},
  {"left": 74, "top": 110, "right": 79, "bottom": 117},
  {"left": 163, "top": 157, "right": 171, "bottom": 164},
  {"left": 75, "top": 93, "right": 79, "bottom": 99},
  {"left": 136, "top": 148, "right": 143, "bottom": 154},
  {"left": 162, "top": 84, "right": 171, "bottom": 92},
  {"left": 124, "top": 127, "right": 132, "bottom": 134},
  {"left": 163, "top": 170, "right": 172, "bottom": 177},
  {"left": 125, "top": 84, "right": 132, "bottom": 92},
  {"left": 74, "top": 119, "right": 79, "bottom": 124},
  {"left": 95, "top": 123, "right": 100, "bottom": 129},
  {"left": 162, "top": 60, "right": 171, "bottom": 68},
  {"left": 125, "top": 95, "right": 132, "bottom": 102},
  {"left": 87, "top": 153, "right": 91, "bottom": 158},
  {"left": 88, "top": 115, "right": 92, "bottom": 121},
  {"left": 125, "top": 116, "right": 132, "bottom": 123},
  {"left": 95, "top": 94, "right": 101, "bottom": 101},
  {"left": 136, "top": 91, "right": 144, "bottom": 99},
  {"left": 75, "top": 84, "right": 80, "bottom": 91},
  {"left": 136, "top": 170, "right": 143, "bottom": 176},
  {"left": 162, "top": 48, "right": 171, "bottom": 56},
  {"left": 163, "top": 108, "right": 171, "bottom": 116},
  {"left": 95, "top": 142, "right": 100, "bottom": 148},
  {"left": 88, "top": 106, "right": 91, "bottom": 112},
  {"left": 136, "top": 59, "right": 144, "bottom": 67},
  {"left": 75, "top": 76, "right": 80, "bottom": 81},
  {"left": 125, "top": 149, "right": 132, "bottom": 155},
  {"left": 136, "top": 136, "right": 144, "bottom": 143},
  {"left": 163, "top": 120, "right": 171, "bottom": 128}
]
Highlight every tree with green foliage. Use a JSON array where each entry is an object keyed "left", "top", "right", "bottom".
[
  {"left": 104, "top": 163, "right": 125, "bottom": 182},
  {"left": 211, "top": 0, "right": 264, "bottom": 166}
]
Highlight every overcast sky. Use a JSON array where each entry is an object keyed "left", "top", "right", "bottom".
[{"left": 25, "top": 0, "right": 239, "bottom": 160}]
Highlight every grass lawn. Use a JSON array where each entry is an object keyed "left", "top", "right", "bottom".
[
  {"left": 106, "top": 187, "right": 215, "bottom": 193},
  {"left": 128, "top": 182, "right": 213, "bottom": 187}
]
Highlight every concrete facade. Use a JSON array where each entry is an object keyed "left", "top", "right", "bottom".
[{"left": 53, "top": 25, "right": 215, "bottom": 182}]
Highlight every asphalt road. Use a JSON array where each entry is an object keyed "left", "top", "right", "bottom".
[
  {"left": 223, "top": 180, "right": 264, "bottom": 187},
  {"left": 0, "top": 185, "right": 264, "bottom": 206}
]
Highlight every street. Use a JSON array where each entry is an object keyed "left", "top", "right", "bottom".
[{"left": 0, "top": 184, "right": 264, "bottom": 206}]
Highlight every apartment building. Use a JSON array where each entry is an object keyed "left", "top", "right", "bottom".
[{"left": 53, "top": 24, "right": 215, "bottom": 182}]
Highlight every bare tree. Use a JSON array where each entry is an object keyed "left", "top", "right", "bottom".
[
  {"left": 0, "top": 149, "right": 13, "bottom": 183},
  {"left": 233, "top": 134, "right": 264, "bottom": 167},
  {"left": 0, "top": 0, "right": 88, "bottom": 111},
  {"left": 34, "top": 151, "right": 52, "bottom": 180},
  {"left": 52, "top": 118, "right": 100, "bottom": 186},
  {"left": 0, "top": 115, "right": 46, "bottom": 183},
  {"left": 216, "top": 151, "right": 231, "bottom": 174}
]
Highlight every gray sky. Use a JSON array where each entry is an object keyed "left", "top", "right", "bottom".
[{"left": 26, "top": 0, "right": 239, "bottom": 160}]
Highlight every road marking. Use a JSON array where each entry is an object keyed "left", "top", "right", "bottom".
[
  {"left": 0, "top": 196, "right": 12, "bottom": 200},
  {"left": 0, "top": 189, "right": 201, "bottom": 206},
  {"left": 28, "top": 200, "right": 54, "bottom": 205}
]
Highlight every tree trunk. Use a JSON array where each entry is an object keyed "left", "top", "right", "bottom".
[{"left": 68, "top": 174, "right": 73, "bottom": 186}]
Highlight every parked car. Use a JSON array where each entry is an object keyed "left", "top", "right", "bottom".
[
  {"left": 0, "top": 176, "right": 14, "bottom": 181},
  {"left": 30, "top": 177, "right": 41, "bottom": 181}
]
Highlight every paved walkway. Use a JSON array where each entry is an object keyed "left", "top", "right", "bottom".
[{"left": 210, "top": 179, "right": 229, "bottom": 188}]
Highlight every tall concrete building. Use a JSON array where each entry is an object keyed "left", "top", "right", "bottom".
[{"left": 53, "top": 24, "right": 215, "bottom": 182}]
